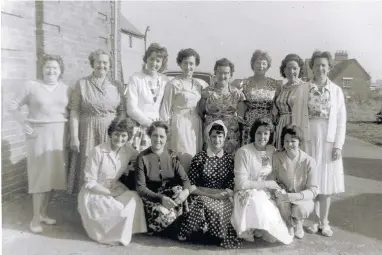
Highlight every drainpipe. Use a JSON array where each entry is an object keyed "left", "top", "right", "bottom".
[{"left": 113, "top": 0, "right": 119, "bottom": 80}]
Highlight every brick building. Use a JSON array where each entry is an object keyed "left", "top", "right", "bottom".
[{"left": 1, "top": 1, "right": 124, "bottom": 199}]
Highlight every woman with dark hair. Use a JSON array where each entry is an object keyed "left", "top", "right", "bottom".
[
  {"left": 135, "top": 121, "right": 193, "bottom": 236},
  {"left": 293, "top": 51, "right": 346, "bottom": 237},
  {"left": 231, "top": 118, "right": 293, "bottom": 244},
  {"left": 125, "top": 43, "right": 170, "bottom": 152},
  {"left": 236, "top": 50, "right": 279, "bottom": 146},
  {"left": 78, "top": 117, "right": 147, "bottom": 245},
  {"left": 199, "top": 58, "right": 245, "bottom": 154},
  {"left": 178, "top": 120, "right": 241, "bottom": 248},
  {"left": 273, "top": 53, "right": 305, "bottom": 150},
  {"left": 8, "top": 54, "right": 70, "bottom": 233},
  {"left": 67, "top": 49, "right": 125, "bottom": 194},
  {"left": 272, "top": 124, "right": 318, "bottom": 239},
  {"left": 160, "top": 48, "right": 208, "bottom": 171}
]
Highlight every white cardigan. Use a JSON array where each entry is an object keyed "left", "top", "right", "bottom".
[{"left": 292, "top": 80, "right": 347, "bottom": 149}]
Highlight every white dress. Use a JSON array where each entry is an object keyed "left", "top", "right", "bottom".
[
  {"left": 78, "top": 142, "right": 147, "bottom": 246},
  {"left": 160, "top": 77, "right": 208, "bottom": 171},
  {"left": 231, "top": 144, "right": 293, "bottom": 244}
]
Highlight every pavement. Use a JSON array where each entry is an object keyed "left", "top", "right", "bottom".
[{"left": 2, "top": 136, "right": 382, "bottom": 255}]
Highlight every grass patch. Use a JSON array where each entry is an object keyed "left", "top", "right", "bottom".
[{"left": 347, "top": 122, "right": 382, "bottom": 146}]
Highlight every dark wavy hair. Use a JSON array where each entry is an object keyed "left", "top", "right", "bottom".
[
  {"left": 147, "top": 120, "right": 170, "bottom": 136},
  {"left": 309, "top": 50, "right": 333, "bottom": 69},
  {"left": 280, "top": 124, "right": 304, "bottom": 150},
  {"left": 214, "top": 58, "right": 235, "bottom": 77},
  {"left": 39, "top": 54, "right": 65, "bottom": 79},
  {"left": 143, "top": 43, "right": 168, "bottom": 73},
  {"left": 88, "top": 49, "right": 112, "bottom": 69},
  {"left": 176, "top": 48, "right": 200, "bottom": 66},
  {"left": 250, "top": 50, "right": 272, "bottom": 71},
  {"left": 279, "top": 53, "right": 304, "bottom": 78},
  {"left": 107, "top": 117, "right": 135, "bottom": 138},
  {"left": 249, "top": 118, "right": 274, "bottom": 144},
  {"left": 209, "top": 124, "right": 225, "bottom": 137}
]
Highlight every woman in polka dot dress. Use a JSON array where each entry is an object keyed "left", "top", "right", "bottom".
[{"left": 178, "top": 120, "right": 241, "bottom": 248}]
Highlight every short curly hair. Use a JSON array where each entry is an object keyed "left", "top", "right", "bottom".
[
  {"left": 214, "top": 58, "right": 235, "bottom": 77},
  {"left": 279, "top": 53, "right": 304, "bottom": 78},
  {"left": 147, "top": 120, "right": 170, "bottom": 137},
  {"left": 143, "top": 43, "right": 168, "bottom": 73},
  {"left": 250, "top": 50, "right": 272, "bottom": 71},
  {"left": 249, "top": 118, "right": 274, "bottom": 144},
  {"left": 280, "top": 124, "right": 304, "bottom": 150},
  {"left": 107, "top": 117, "right": 135, "bottom": 138},
  {"left": 176, "top": 48, "right": 200, "bottom": 66},
  {"left": 39, "top": 54, "right": 65, "bottom": 79},
  {"left": 309, "top": 50, "right": 333, "bottom": 69},
  {"left": 88, "top": 49, "right": 112, "bottom": 69}
]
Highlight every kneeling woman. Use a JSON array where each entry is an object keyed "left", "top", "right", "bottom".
[
  {"left": 178, "top": 120, "right": 241, "bottom": 249},
  {"left": 231, "top": 119, "right": 293, "bottom": 244},
  {"left": 78, "top": 118, "right": 147, "bottom": 245},
  {"left": 135, "top": 121, "right": 193, "bottom": 236},
  {"left": 273, "top": 125, "right": 318, "bottom": 239}
]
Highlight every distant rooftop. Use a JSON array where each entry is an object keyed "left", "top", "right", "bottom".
[{"left": 120, "top": 15, "right": 144, "bottom": 38}]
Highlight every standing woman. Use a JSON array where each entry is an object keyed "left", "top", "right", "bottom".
[
  {"left": 238, "top": 50, "right": 279, "bottom": 146},
  {"left": 293, "top": 51, "right": 346, "bottom": 237},
  {"left": 160, "top": 48, "right": 208, "bottom": 171},
  {"left": 8, "top": 54, "right": 70, "bottom": 233},
  {"left": 199, "top": 58, "right": 245, "bottom": 154},
  {"left": 67, "top": 49, "right": 124, "bottom": 194},
  {"left": 273, "top": 54, "right": 305, "bottom": 150},
  {"left": 125, "top": 43, "right": 169, "bottom": 152}
]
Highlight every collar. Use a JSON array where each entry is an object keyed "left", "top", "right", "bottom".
[
  {"left": 309, "top": 79, "right": 331, "bottom": 92},
  {"left": 279, "top": 149, "right": 308, "bottom": 169},
  {"left": 100, "top": 140, "right": 131, "bottom": 154},
  {"left": 207, "top": 147, "right": 224, "bottom": 158}
]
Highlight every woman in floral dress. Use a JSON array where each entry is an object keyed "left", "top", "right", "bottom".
[
  {"left": 178, "top": 120, "right": 241, "bottom": 249},
  {"left": 160, "top": 48, "right": 208, "bottom": 171},
  {"left": 200, "top": 58, "right": 245, "bottom": 154},
  {"left": 135, "top": 121, "right": 193, "bottom": 236},
  {"left": 231, "top": 118, "right": 293, "bottom": 244},
  {"left": 68, "top": 49, "right": 124, "bottom": 194},
  {"left": 273, "top": 54, "right": 305, "bottom": 150},
  {"left": 238, "top": 50, "right": 279, "bottom": 146},
  {"left": 125, "top": 43, "right": 169, "bottom": 152}
]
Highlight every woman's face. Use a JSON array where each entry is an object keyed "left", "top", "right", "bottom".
[
  {"left": 283, "top": 134, "right": 300, "bottom": 153},
  {"left": 284, "top": 60, "right": 300, "bottom": 83},
  {"left": 215, "top": 66, "right": 231, "bottom": 87},
  {"left": 180, "top": 56, "right": 196, "bottom": 76},
  {"left": 209, "top": 130, "right": 225, "bottom": 150},
  {"left": 110, "top": 131, "right": 129, "bottom": 149},
  {"left": 93, "top": 54, "right": 110, "bottom": 76},
  {"left": 253, "top": 59, "right": 269, "bottom": 76},
  {"left": 312, "top": 57, "right": 330, "bottom": 80},
  {"left": 43, "top": 60, "right": 61, "bottom": 83},
  {"left": 254, "top": 125, "right": 271, "bottom": 148},
  {"left": 150, "top": 127, "right": 167, "bottom": 151},
  {"left": 146, "top": 51, "right": 163, "bottom": 73}
]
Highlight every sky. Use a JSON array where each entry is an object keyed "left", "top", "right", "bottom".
[{"left": 121, "top": 1, "right": 382, "bottom": 82}]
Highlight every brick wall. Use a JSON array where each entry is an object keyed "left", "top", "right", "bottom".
[{"left": 1, "top": 0, "right": 121, "bottom": 200}]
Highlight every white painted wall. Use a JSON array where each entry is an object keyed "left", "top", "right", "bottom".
[{"left": 121, "top": 33, "right": 145, "bottom": 83}]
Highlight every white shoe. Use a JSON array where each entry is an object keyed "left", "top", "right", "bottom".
[
  {"left": 40, "top": 215, "right": 56, "bottom": 225},
  {"left": 30, "top": 221, "right": 43, "bottom": 233},
  {"left": 294, "top": 220, "right": 304, "bottom": 239}
]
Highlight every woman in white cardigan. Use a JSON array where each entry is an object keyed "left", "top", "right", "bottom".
[{"left": 292, "top": 51, "right": 346, "bottom": 237}]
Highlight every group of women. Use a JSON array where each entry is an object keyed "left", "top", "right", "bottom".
[{"left": 8, "top": 42, "right": 346, "bottom": 249}]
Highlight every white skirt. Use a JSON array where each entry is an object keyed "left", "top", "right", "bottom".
[
  {"left": 305, "top": 119, "right": 345, "bottom": 195},
  {"left": 27, "top": 122, "right": 68, "bottom": 193},
  {"left": 231, "top": 189, "right": 293, "bottom": 244}
]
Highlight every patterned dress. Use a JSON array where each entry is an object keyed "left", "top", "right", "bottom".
[
  {"left": 241, "top": 77, "right": 279, "bottom": 145},
  {"left": 178, "top": 150, "right": 241, "bottom": 248},
  {"left": 67, "top": 75, "right": 124, "bottom": 194},
  {"left": 273, "top": 82, "right": 302, "bottom": 150},
  {"left": 202, "top": 86, "right": 245, "bottom": 154}
]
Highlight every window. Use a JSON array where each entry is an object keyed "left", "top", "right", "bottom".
[
  {"left": 129, "top": 35, "right": 133, "bottom": 48},
  {"left": 342, "top": 77, "right": 353, "bottom": 88}
]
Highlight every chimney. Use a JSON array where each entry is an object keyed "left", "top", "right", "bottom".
[{"left": 334, "top": 50, "right": 348, "bottom": 62}]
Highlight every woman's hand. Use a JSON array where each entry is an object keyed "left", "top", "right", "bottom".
[
  {"left": 332, "top": 148, "right": 342, "bottom": 161},
  {"left": 110, "top": 186, "right": 126, "bottom": 197},
  {"left": 162, "top": 196, "right": 177, "bottom": 209},
  {"left": 174, "top": 189, "right": 189, "bottom": 205},
  {"left": 264, "top": 180, "right": 281, "bottom": 190},
  {"left": 213, "top": 191, "right": 231, "bottom": 200},
  {"left": 70, "top": 137, "right": 80, "bottom": 152}
]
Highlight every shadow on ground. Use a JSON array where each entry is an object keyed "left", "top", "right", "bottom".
[
  {"left": 343, "top": 157, "right": 382, "bottom": 182},
  {"left": 330, "top": 193, "right": 382, "bottom": 241}
]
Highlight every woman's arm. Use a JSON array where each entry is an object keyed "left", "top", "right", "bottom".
[
  {"left": 115, "top": 80, "right": 126, "bottom": 118},
  {"left": 334, "top": 87, "right": 347, "bottom": 150},
  {"left": 159, "top": 82, "right": 174, "bottom": 123}
]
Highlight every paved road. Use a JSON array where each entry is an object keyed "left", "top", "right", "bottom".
[{"left": 2, "top": 136, "right": 382, "bottom": 255}]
